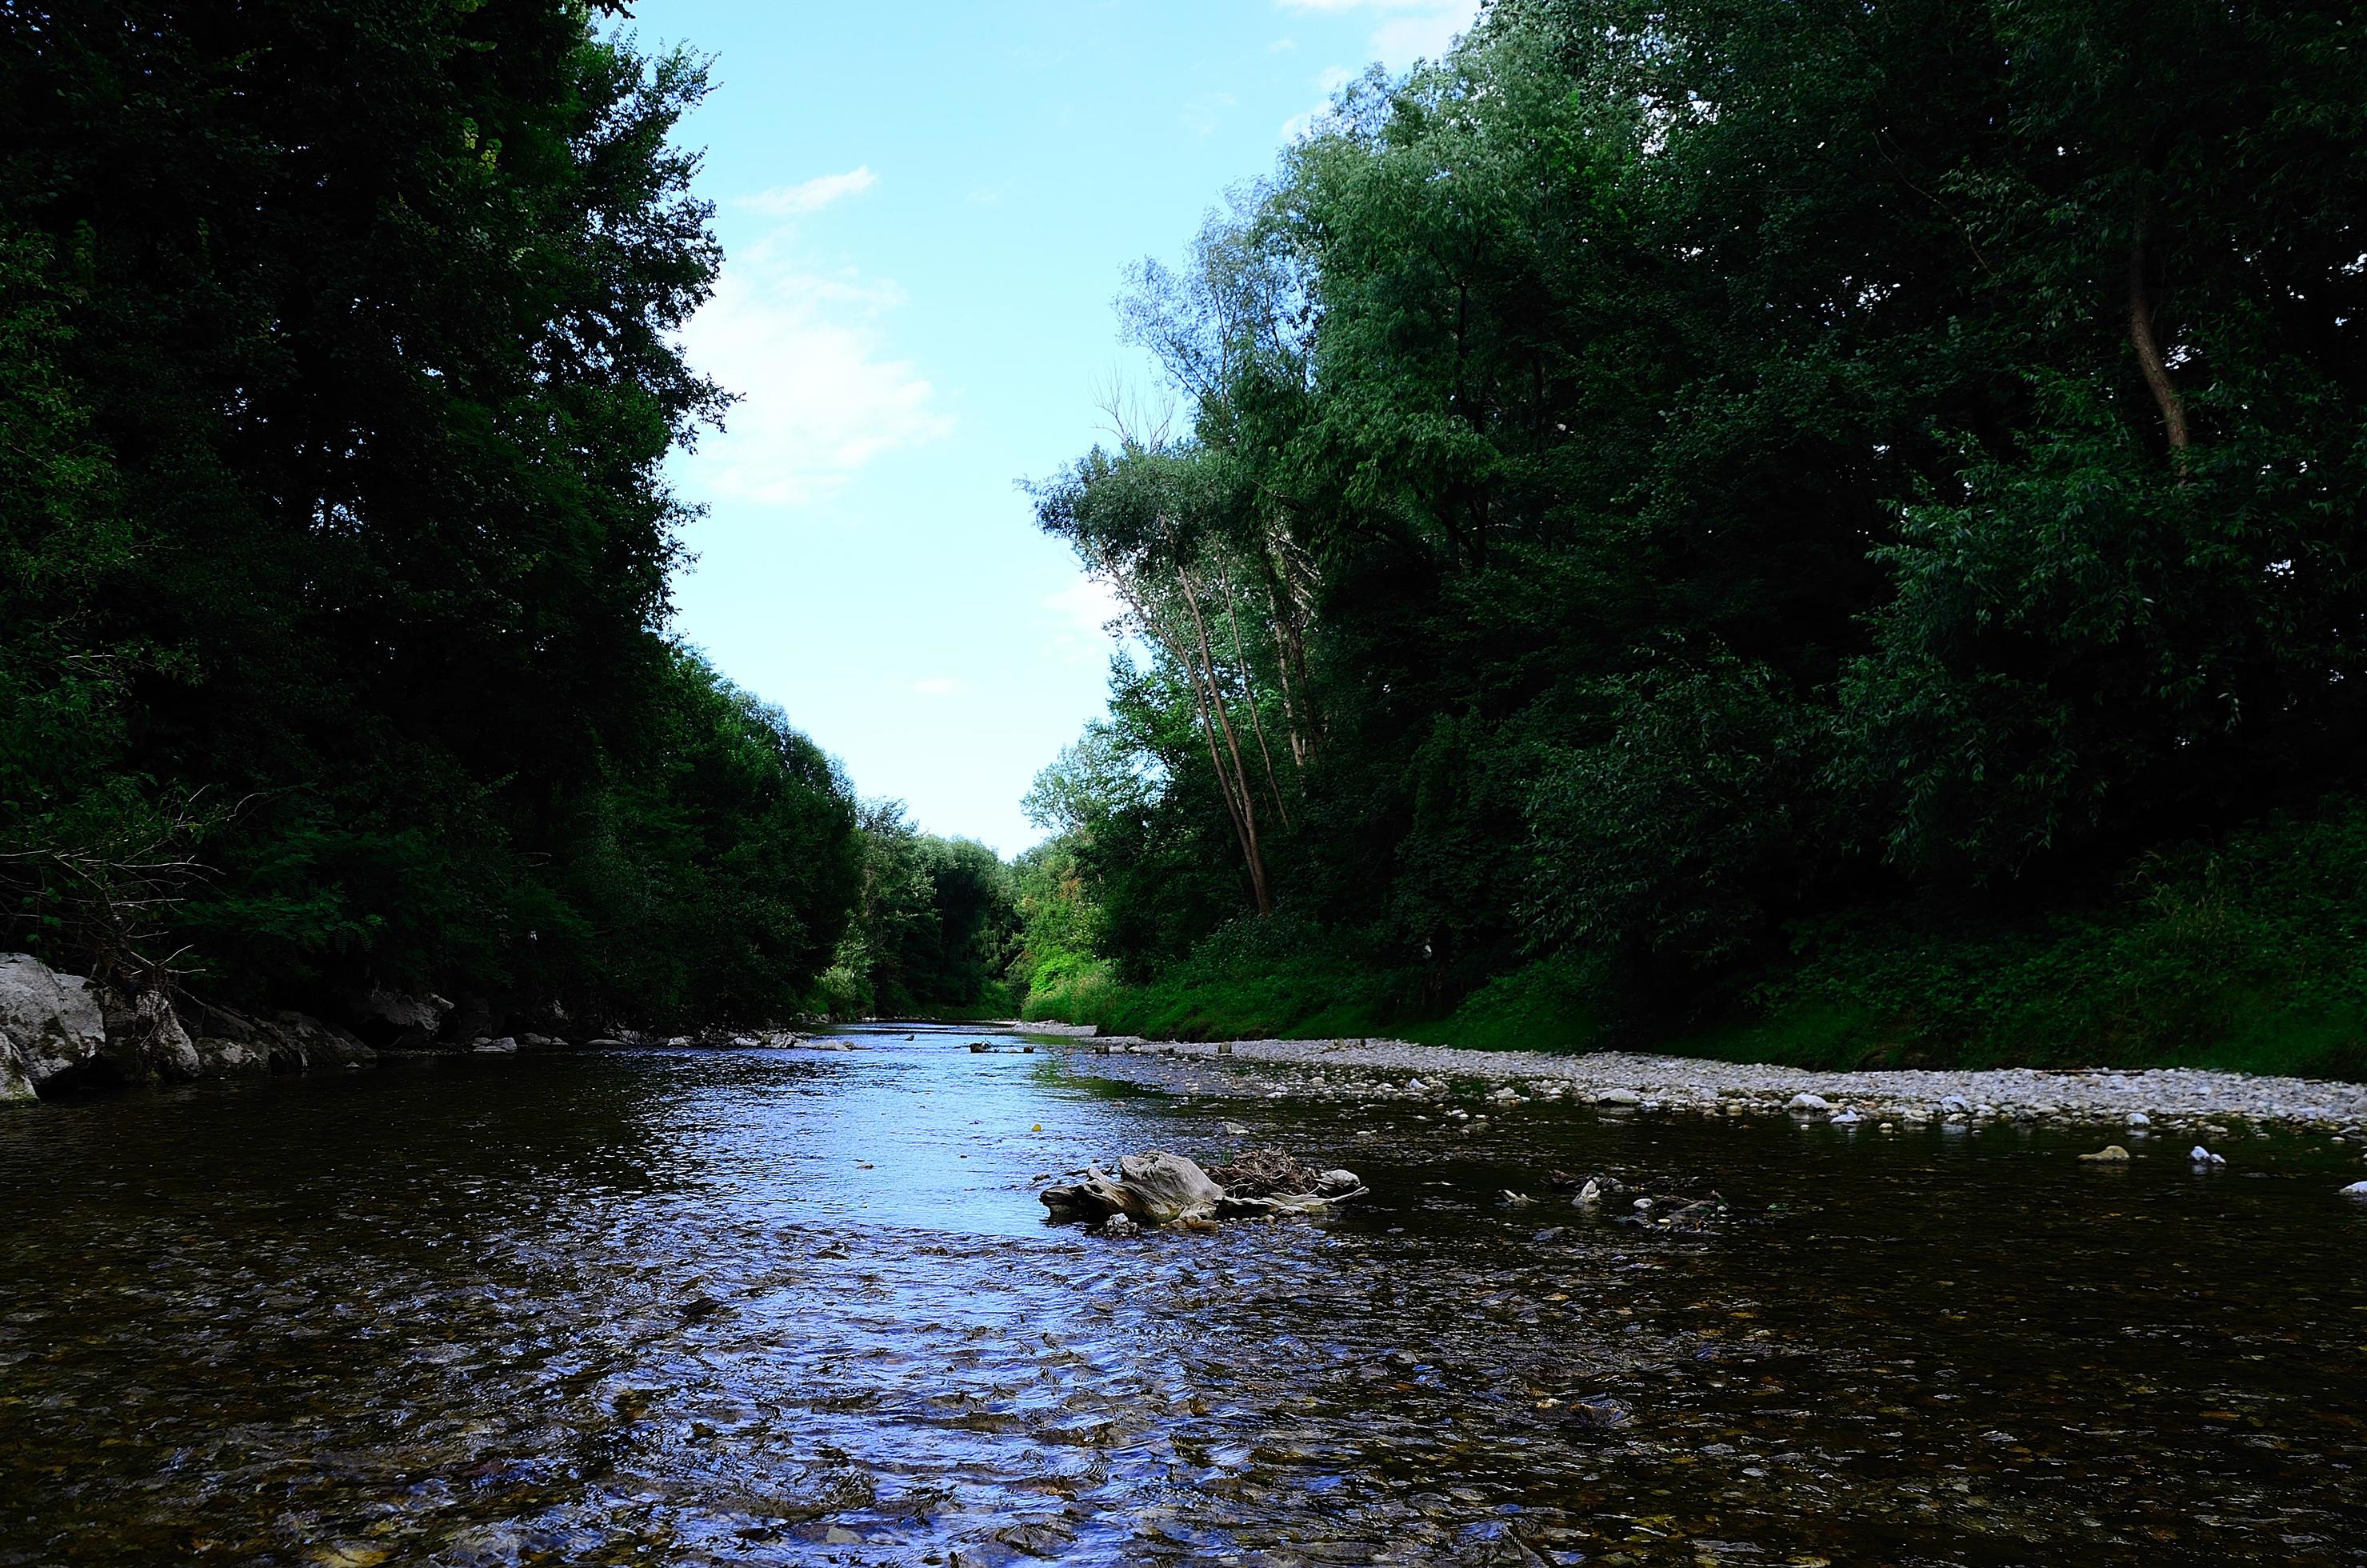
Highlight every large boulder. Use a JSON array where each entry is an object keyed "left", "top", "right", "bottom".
[
  {"left": 193, "top": 1034, "right": 269, "bottom": 1076},
  {"left": 347, "top": 987, "right": 451, "bottom": 1050},
  {"left": 0, "top": 966, "right": 372, "bottom": 1096},
  {"left": 179, "top": 999, "right": 374, "bottom": 1073},
  {"left": 167, "top": 995, "right": 269, "bottom": 1076},
  {"left": 97, "top": 986, "right": 204, "bottom": 1084},
  {"left": 180, "top": 997, "right": 278, "bottom": 1073},
  {"left": 262, "top": 1010, "right": 375, "bottom": 1070},
  {"left": 0, "top": 953, "right": 106, "bottom": 1099}
]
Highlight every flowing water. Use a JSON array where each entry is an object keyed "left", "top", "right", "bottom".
[{"left": 2, "top": 1025, "right": 2364, "bottom": 1566}]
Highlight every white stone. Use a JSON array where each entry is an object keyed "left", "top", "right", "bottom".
[{"left": 0, "top": 952, "right": 106, "bottom": 1097}]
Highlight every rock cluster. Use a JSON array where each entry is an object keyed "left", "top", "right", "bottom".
[
  {"left": 593, "top": 1028, "right": 836, "bottom": 1051},
  {"left": 183, "top": 998, "right": 374, "bottom": 1076},
  {"left": 1, "top": 952, "right": 378, "bottom": 1101},
  {"left": 1563, "top": 1170, "right": 1729, "bottom": 1230},
  {"left": 1, "top": 948, "right": 888, "bottom": 1110},
  {"left": 1040, "top": 1150, "right": 1365, "bottom": 1231}
]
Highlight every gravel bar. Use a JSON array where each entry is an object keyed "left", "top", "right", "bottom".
[{"left": 1011, "top": 1026, "right": 2367, "bottom": 1134}]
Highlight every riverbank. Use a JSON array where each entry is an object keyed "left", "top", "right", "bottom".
[
  {"left": 1014, "top": 806, "right": 2367, "bottom": 1083},
  {"left": 1020, "top": 1025, "right": 2367, "bottom": 1136}
]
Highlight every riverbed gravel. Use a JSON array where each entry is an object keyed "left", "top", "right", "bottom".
[{"left": 1013, "top": 1023, "right": 2367, "bottom": 1135}]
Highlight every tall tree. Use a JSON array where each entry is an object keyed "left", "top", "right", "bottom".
[
  {"left": 0, "top": 2, "right": 859, "bottom": 1026},
  {"left": 1030, "top": 0, "right": 2367, "bottom": 1030}
]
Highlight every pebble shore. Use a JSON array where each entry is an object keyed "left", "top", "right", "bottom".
[{"left": 1012, "top": 1022, "right": 2367, "bottom": 1136}]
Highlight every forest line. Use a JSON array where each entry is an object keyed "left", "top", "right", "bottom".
[
  {"left": 0, "top": 3, "right": 1010, "bottom": 1039},
  {"left": 11, "top": 1, "right": 2367, "bottom": 1073},
  {"left": 1002, "top": 0, "right": 2367, "bottom": 1074}
]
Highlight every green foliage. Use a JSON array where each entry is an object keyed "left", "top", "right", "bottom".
[
  {"left": 1022, "top": 806, "right": 2367, "bottom": 1075},
  {"left": 0, "top": 4, "right": 858, "bottom": 1026},
  {"left": 1016, "top": 911, "right": 1598, "bottom": 1052},
  {"left": 1733, "top": 802, "right": 2367, "bottom": 1078},
  {"left": 822, "top": 803, "right": 1016, "bottom": 1019},
  {"left": 1020, "top": 912, "right": 1420, "bottom": 1041},
  {"left": 1005, "top": 831, "right": 1110, "bottom": 1012},
  {"left": 1025, "top": 0, "right": 2367, "bottom": 1071}
]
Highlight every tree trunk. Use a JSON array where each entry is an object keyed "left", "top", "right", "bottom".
[
  {"left": 1218, "top": 558, "right": 1292, "bottom": 830},
  {"left": 2128, "top": 169, "right": 2190, "bottom": 474},
  {"left": 1265, "top": 578, "right": 1308, "bottom": 767},
  {"left": 1177, "top": 563, "right": 1273, "bottom": 915},
  {"left": 1094, "top": 551, "right": 1267, "bottom": 911}
]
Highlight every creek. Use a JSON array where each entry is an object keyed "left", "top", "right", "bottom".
[{"left": 2, "top": 1024, "right": 2363, "bottom": 1566}]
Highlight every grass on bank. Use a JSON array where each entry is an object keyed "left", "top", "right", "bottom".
[
  {"left": 1018, "top": 803, "right": 2367, "bottom": 1082},
  {"left": 874, "top": 983, "right": 1021, "bottom": 1025}
]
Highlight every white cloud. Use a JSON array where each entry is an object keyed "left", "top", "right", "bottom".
[
  {"left": 1274, "top": 2, "right": 1477, "bottom": 138},
  {"left": 1039, "top": 576, "right": 1128, "bottom": 666},
  {"left": 1370, "top": 10, "right": 1471, "bottom": 65},
  {"left": 1046, "top": 576, "right": 1126, "bottom": 636},
  {"left": 1182, "top": 90, "right": 1238, "bottom": 138},
  {"left": 912, "top": 678, "right": 963, "bottom": 697},
  {"left": 736, "top": 165, "right": 877, "bottom": 217},
  {"left": 1276, "top": 0, "right": 1479, "bottom": 70},
  {"left": 678, "top": 234, "right": 950, "bottom": 508}
]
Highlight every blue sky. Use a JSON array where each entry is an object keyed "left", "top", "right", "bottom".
[{"left": 633, "top": 0, "right": 1478, "bottom": 854}]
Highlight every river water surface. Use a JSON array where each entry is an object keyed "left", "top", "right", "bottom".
[{"left": 3, "top": 1026, "right": 2365, "bottom": 1566}]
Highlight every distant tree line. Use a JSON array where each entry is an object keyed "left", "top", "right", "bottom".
[
  {"left": 1018, "top": 0, "right": 2367, "bottom": 1065},
  {"left": 819, "top": 804, "right": 1017, "bottom": 1021},
  {"left": 0, "top": 2, "right": 947, "bottom": 1030}
]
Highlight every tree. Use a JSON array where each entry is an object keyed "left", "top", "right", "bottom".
[
  {"left": 0, "top": 2, "right": 858, "bottom": 1028},
  {"left": 1027, "top": 0, "right": 2367, "bottom": 1037}
]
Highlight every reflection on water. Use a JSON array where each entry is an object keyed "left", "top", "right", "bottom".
[{"left": 2, "top": 1026, "right": 2364, "bottom": 1566}]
